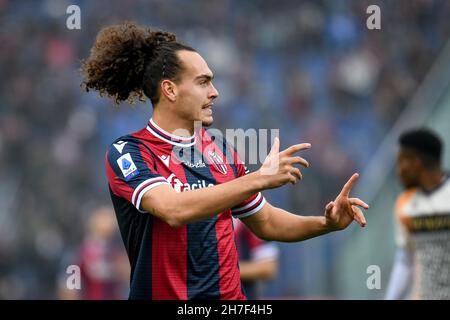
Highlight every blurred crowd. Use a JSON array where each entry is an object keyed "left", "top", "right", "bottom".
[{"left": 0, "top": 0, "right": 449, "bottom": 299}]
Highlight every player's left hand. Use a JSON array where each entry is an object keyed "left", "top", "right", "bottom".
[{"left": 324, "top": 173, "right": 369, "bottom": 230}]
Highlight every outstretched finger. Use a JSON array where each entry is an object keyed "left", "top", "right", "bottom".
[
  {"left": 339, "top": 173, "right": 359, "bottom": 197},
  {"left": 287, "top": 172, "right": 298, "bottom": 185},
  {"left": 349, "top": 198, "right": 369, "bottom": 210},
  {"left": 352, "top": 205, "right": 366, "bottom": 227},
  {"left": 281, "top": 143, "right": 311, "bottom": 157},
  {"left": 268, "top": 137, "right": 280, "bottom": 156},
  {"left": 286, "top": 156, "right": 310, "bottom": 168},
  {"left": 290, "top": 167, "right": 303, "bottom": 181}
]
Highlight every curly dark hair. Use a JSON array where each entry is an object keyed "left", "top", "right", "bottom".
[{"left": 81, "top": 21, "right": 195, "bottom": 105}]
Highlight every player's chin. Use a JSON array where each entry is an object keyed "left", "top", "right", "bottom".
[{"left": 201, "top": 115, "right": 214, "bottom": 127}]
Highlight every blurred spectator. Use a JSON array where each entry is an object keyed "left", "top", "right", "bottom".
[{"left": 57, "top": 206, "right": 129, "bottom": 300}]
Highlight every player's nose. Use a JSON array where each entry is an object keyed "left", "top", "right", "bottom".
[{"left": 209, "top": 83, "right": 219, "bottom": 99}]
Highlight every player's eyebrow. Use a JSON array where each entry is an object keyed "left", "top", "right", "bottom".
[{"left": 194, "top": 74, "right": 214, "bottom": 82}]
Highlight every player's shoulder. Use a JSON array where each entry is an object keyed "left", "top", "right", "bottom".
[
  {"left": 105, "top": 133, "right": 158, "bottom": 167},
  {"left": 394, "top": 188, "right": 417, "bottom": 216},
  {"left": 106, "top": 135, "right": 142, "bottom": 154},
  {"left": 395, "top": 188, "right": 417, "bottom": 206},
  {"left": 441, "top": 173, "right": 450, "bottom": 192}
]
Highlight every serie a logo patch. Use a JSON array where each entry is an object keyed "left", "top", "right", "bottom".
[{"left": 117, "top": 153, "right": 139, "bottom": 181}]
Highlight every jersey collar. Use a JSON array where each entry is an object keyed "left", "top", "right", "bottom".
[{"left": 146, "top": 118, "right": 197, "bottom": 147}]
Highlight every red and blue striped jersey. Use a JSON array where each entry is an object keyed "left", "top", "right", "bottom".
[{"left": 105, "top": 118, "right": 266, "bottom": 300}]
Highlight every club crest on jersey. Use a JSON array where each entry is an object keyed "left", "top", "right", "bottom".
[
  {"left": 117, "top": 153, "right": 139, "bottom": 181},
  {"left": 208, "top": 150, "right": 227, "bottom": 175}
]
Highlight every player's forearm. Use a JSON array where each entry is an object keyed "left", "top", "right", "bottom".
[
  {"left": 160, "top": 172, "right": 264, "bottom": 227},
  {"left": 252, "top": 207, "right": 332, "bottom": 242}
]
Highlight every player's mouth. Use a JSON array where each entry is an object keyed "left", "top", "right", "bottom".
[{"left": 202, "top": 102, "right": 214, "bottom": 115}]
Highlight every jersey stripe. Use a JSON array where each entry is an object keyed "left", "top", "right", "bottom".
[
  {"left": 183, "top": 142, "right": 221, "bottom": 299},
  {"left": 151, "top": 218, "right": 188, "bottom": 299},
  {"left": 203, "top": 130, "right": 246, "bottom": 300},
  {"left": 129, "top": 215, "right": 154, "bottom": 299}
]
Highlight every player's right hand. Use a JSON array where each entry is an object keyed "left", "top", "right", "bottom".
[{"left": 258, "top": 137, "right": 310, "bottom": 189}]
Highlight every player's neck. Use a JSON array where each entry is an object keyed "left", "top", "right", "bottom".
[
  {"left": 420, "top": 169, "right": 445, "bottom": 193},
  {"left": 151, "top": 110, "right": 195, "bottom": 137}
]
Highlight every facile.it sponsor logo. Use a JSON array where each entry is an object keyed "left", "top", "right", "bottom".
[{"left": 167, "top": 173, "right": 214, "bottom": 192}]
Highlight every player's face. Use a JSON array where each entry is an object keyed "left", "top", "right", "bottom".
[
  {"left": 397, "top": 148, "right": 421, "bottom": 189},
  {"left": 174, "top": 51, "right": 219, "bottom": 127}
]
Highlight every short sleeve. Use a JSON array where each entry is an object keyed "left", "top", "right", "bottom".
[
  {"left": 228, "top": 143, "right": 266, "bottom": 219},
  {"left": 105, "top": 139, "right": 170, "bottom": 212}
]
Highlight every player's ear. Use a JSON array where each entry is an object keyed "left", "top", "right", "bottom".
[{"left": 160, "top": 79, "right": 177, "bottom": 102}]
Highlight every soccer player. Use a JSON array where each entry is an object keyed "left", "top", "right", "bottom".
[
  {"left": 386, "top": 129, "right": 450, "bottom": 300},
  {"left": 81, "top": 22, "right": 369, "bottom": 300}
]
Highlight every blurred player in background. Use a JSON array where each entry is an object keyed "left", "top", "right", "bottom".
[
  {"left": 58, "top": 206, "right": 129, "bottom": 300},
  {"left": 81, "top": 22, "right": 369, "bottom": 300},
  {"left": 234, "top": 218, "right": 279, "bottom": 299},
  {"left": 386, "top": 128, "right": 450, "bottom": 299},
  {"left": 78, "top": 206, "right": 129, "bottom": 299}
]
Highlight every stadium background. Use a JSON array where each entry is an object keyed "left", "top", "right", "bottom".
[{"left": 0, "top": 0, "right": 449, "bottom": 299}]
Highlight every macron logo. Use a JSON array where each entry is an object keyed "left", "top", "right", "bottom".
[
  {"left": 113, "top": 141, "right": 128, "bottom": 154},
  {"left": 159, "top": 155, "right": 170, "bottom": 167}
]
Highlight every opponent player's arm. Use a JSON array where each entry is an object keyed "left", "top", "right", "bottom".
[
  {"left": 385, "top": 206, "right": 413, "bottom": 300},
  {"left": 140, "top": 138, "right": 310, "bottom": 227},
  {"left": 385, "top": 248, "right": 413, "bottom": 300},
  {"left": 241, "top": 174, "right": 369, "bottom": 242}
]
